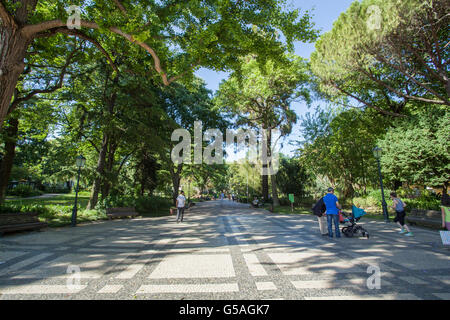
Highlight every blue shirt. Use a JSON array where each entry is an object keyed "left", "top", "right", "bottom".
[{"left": 323, "top": 193, "right": 339, "bottom": 215}]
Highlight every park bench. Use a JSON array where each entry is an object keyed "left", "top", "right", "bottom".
[
  {"left": 0, "top": 212, "right": 48, "bottom": 236},
  {"left": 406, "top": 209, "right": 442, "bottom": 229},
  {"left": 106, "top": 207, "right": 138, "bottom": 220},
  {"left": 170, "top": 202, "right": 194, "bottom": 215}
]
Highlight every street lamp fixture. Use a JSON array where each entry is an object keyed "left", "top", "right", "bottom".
[
  {"left": 71, "top": 155, "right": 86, "bottom": 227},
  {"left": 373, "top": 147, "right": 389, "bottom": 222}
]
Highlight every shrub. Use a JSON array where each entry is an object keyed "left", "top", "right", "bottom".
[
  {"left": 135, "top": 196, "right": 172, "bottom": 213},
  {"left": 44, "top": 186, "right": 71, "bottom": 194},
  {"left": 0, "top": 203, "right": 48, "bottom": 214},
  {"left": 403, "top": 192, "right": 441, "bottom": 211},
  {"left": 7, "top": 185, "right": 43, "bottom": 198},
  {"left": 98, "top": 194, "right": 172, "bottom": 214}
]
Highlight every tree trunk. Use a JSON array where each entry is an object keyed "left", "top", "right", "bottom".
[
  {"left": 100, "top": 141, "right": 117, "bottom": 201},
  {"left": 0, "top": 27, "right": 30, "bottom": 127},
  {"left": 0, "top": 117, "right": 19, "bottom": 202},
  {"left": 270, "top": 174, "right": 280, "bottom": 207},
  {"left": 172, "top": 175, "right": 180, "bottom": 206},
  {"left": 87, "top": 134, "right": 109, "bottom": 210},
  {"left": 266, "top": 129, "right": 279, "bottom": 206},
  {"left": 171, "top": 163, "right": 182, "bottom": 206},
  {"left": 261, "top": 174, "right": 268, "bottom": 201}
]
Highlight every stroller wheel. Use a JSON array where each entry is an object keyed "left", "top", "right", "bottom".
[{"left": 343, "top": 228, "right": 353, "bottom": 238}]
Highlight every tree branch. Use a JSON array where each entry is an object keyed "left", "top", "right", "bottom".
[
  {"left": 8, "top": 46, "right": 80, "bottom": 114},
  {"left": 112, "top": 0, "right": 127, "bottom": 15},
  {"left": 35, "top": 27, "right": 119, "bottom": 73},
  {"left": 21, "top": 19, "right": 178, "bottom": 86},
  {"left": 329, "top": 81, "right": 406, "bottom": 118},
  {"left": 362, "top": 67, "right": 449, "bottom": 106}
]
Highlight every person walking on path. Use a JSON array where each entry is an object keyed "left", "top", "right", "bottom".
[
  {"left": 312, "top": 196, "right": 328, "bottom": 236},
  {"left": 441, "top": 193, "right": 450, "bottom": 230},
  {"left": 176, "top": 191, "right": 186, "bottom": 223},
  {"left": 390, "top": 192, "right": 413, "bottom": 236},
  {"left": 323, "top": 187, "right": 341, "bottom": 238}
]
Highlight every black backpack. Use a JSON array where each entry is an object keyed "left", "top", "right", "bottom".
[{"left": 312, "top": 197, "right": 326, "bottom": 217}]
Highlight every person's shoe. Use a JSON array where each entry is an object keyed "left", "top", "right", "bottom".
[
  {"left": 405, "top": 232, "right": 413, "bottom": 236},
  {"left": 399, "top": 229, "right": 407, "bottom": 234},
  {"left": 322, "top": 234, "right": 328, "bottom": 236}
]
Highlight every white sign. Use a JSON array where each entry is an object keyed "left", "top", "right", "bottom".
[{"left": 440, "top": 231, "right": 450, "bottom": 245}]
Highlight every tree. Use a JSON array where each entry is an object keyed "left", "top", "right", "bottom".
[
  {"left": 310, "top": 0, "right": 449, "bottom": 117},
  {"left": 297, "top": 107, "right": 387, "bottom": 199},
  {"left": 276, "top": 155, "right": 310, "bottom": 198},
  {"left": 378, "top": 108, "right": 450, "bottom": 195},
  {"left": 0, "top": 40, "right": 82, "bottom": 201},
  {"left": 160, "top": 79, "right": 229, "bottom": 205},
  {"left": 0, "top": 0, "right": 318, "bottom": 127},
  {"left": 215, "top": 55, "right": 312, "bottom": 205}
]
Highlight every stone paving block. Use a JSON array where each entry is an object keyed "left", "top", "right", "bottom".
[
  {"left": 391, "top": 251, "right": 450, "bottom": 270},
  {"left": 399, "top": 276, "right": 428, "bottom": 285},
  {"left": 291, "top": 278, "right": 392, "bottom": 290},
  {"left": 304, "top": 293, "right": 421, "bottom": 300},
  {"left": 149, "top": 254, "right": 235, "bottom": 279},
  {"left": 0, "top": 284, "right": 87, "bottom": 294},
  {"left": 256, "top": 282, "right": 277, "bottom": 291},
  {"left": 0, "top": 251, "right": 28, "bottom": 263},
  {"left": 97, "top": 285, "right": 123, "bottom": 294},
  {"left": 243, "top": 253, "right": 267, "bottom": 276},
  {"left": 431, "top": 293, "right": 450, "bottom": 300},
  {"left": 136, "top": 283, "right": 239, "bottom": 294},
  {"left": 0, "top": 253, "right": 53, "bottom": 276}
]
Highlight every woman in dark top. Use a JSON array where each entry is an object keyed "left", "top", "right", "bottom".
[{"left": 390, "top": 192, "right": 413, "bottom": 236}]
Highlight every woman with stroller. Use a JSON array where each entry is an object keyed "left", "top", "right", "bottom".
[{"left": 390, "top": 192, "right": 413, "bottom": 236}]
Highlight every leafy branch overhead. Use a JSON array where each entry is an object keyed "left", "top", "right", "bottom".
[
  {"left": 0, "top": 0, "right": 319, "bottom": 128},
  {"left": 310, "top": 0, "right": 449, "bottom": 117}
]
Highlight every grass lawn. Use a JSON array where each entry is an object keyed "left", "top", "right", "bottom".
[
  {"left": 272, "top": 205, "right": 312, "bottom": 215},
  {"left": 5, "top": 191, "right": 91, "bottom": 207},
  {"left": 3, "top": 192, "right": 174, "bottom": 227},
  {"left": 3, "top": 192, "right": 106, "bottom": 227}
]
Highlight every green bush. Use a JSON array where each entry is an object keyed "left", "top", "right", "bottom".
[
  {"left": 278, "top": 197, "right": 290, "bottom": 206},
  {"left": 7, "top": 185, "right": 43, "bottom": 198},
  {"left": 44, "top": 186, "right": 71, "bottom": 193},
  {"left": 352, "top": 188, "right": 440, "bottom": 211},
  {"left": 98, "top": 194, "right": 172, "bottom": 214},
  {"left": 0, "top": 203, "right": 48, "bottom": 214},
  {"left": 403, "top": 192, "right": 441, "bottom": 211},
  {"left": 135, "top": 196, "right": 172, "bottom": 213},
  {"left": 238, "top": 196, "right": 248, "bottom": 203}
]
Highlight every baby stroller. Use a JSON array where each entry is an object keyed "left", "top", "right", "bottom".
[{"left": 341, "top": 205, "right": 370, "bottom": 239}]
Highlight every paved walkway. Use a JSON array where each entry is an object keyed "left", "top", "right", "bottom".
[{"left": 0, "top": 200, "right": 449, "bottom": 300}]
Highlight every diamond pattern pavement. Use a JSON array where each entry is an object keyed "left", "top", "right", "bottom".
[{"left": 1, "top": 200, "right": 449, "bottom": 300}]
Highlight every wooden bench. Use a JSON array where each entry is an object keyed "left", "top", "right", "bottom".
[
  {"left": 170, "top": 203, "right": 193, "bottom": 215},
  {"left": 406, "top": 209, "right": 442, "bottom": 229},
  {"left": 0, "top": 212, "right": 48, "bottom": 236},
  {"left": 106, "top": 207, "right": 138, "bottom": 220}
]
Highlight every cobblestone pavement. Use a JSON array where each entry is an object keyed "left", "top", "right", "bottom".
[{"left": 0, "top": 200, "right": 449, "bottom": 300}]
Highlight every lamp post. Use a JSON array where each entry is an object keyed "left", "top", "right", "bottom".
[
  {"left": 373, "top": 147, "right": 389, "bottom": 222},
  {"left": 71, "top": 155, "right": 86, "bottom": 227}
]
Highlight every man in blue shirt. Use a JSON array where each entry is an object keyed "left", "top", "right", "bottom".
[{"left": 323, "top": 187, "right": 341, "bottom": 238}]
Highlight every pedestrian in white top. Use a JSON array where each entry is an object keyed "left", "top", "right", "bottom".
[{"left": 176, "top": 191, "right": 186, "bottom": 223}]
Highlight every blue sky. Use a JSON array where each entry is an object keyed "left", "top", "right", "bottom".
[{"left": 195, "top": 0, "right": 355, "bottom": 157}]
